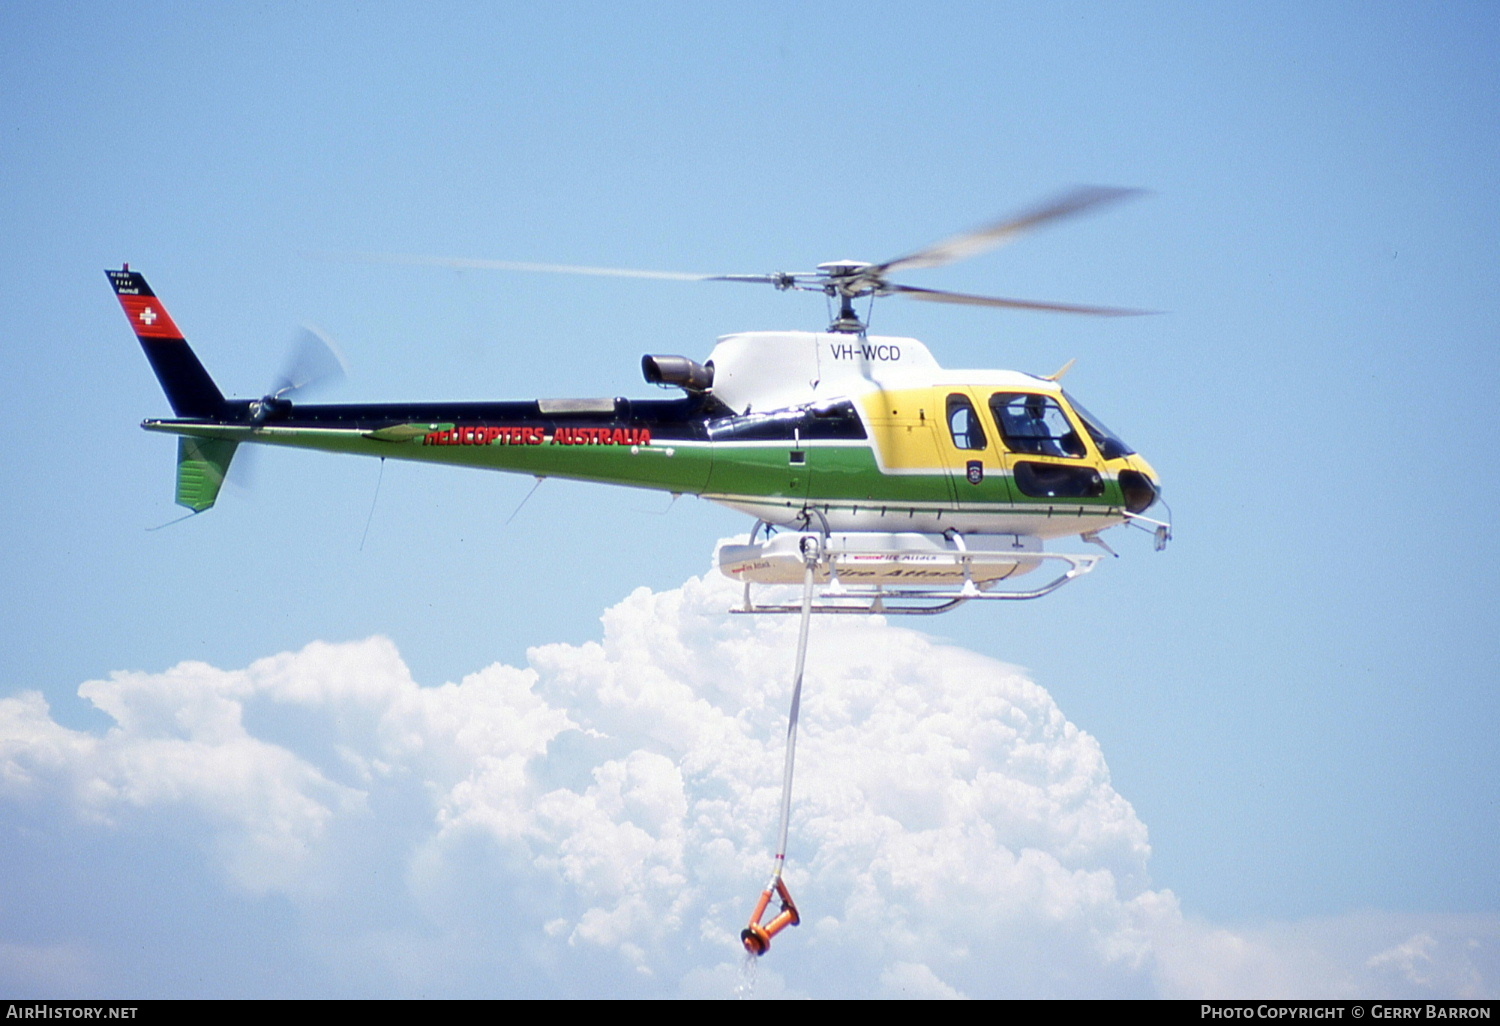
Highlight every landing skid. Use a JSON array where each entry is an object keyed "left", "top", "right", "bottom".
[{"left": 725, "top": 518, "right": 1103, "bottom": 616}]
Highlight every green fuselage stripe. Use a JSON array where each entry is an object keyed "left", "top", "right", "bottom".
[{"left": 143, "top": 423, "right": 1127, "bottom": 516}]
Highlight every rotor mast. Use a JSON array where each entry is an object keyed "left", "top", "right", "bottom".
[{"left": 818, "top": 260, "right": 877, "bottom": 333}]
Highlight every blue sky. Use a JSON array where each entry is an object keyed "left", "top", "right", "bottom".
[{"left": 2, "top": 1, "right": 1498, "bottom": 998}]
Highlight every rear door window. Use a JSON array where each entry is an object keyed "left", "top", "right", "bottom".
[{"left": 946, "top": 393, "right": 987, "bottom": 450}]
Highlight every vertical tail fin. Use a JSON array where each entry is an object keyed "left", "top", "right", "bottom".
[
  {"left": 107, "top": 267, "right": 226, "bottom": 419},
  {"left": 175, "top": 436, "right": 238, "bottom": 512}
]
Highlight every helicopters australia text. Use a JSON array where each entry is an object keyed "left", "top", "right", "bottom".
[{"left": 422, "top": 426, "right": 654, "bottom": 447}]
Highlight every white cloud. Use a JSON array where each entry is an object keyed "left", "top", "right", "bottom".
[
  {"left": 1369, "top": 932, "right": 1439, "bottom": 986},
  {"left": 1147, "top": 912, "right": 1500, "bottom": 1000},
  {"left": 1, "top": 663, "right": 362, "bottom": 895},
  {"left": 1, "top": 559, "right": 1496, "bottom": 998}
]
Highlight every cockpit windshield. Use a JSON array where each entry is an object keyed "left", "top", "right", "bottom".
[{"left": 1062, "top": 391, "right": 1135, "bottom": 459}]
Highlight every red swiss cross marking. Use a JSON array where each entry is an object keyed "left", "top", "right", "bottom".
[{"left": 118, "top": 294, "right": 183, "bottom": 339}]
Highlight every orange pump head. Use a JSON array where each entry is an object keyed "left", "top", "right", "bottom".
[{"left": 740, "top": 877, "right": 800, "bottom": 956}]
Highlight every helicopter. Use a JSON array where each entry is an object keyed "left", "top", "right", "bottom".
[
  {"left": 110, "top": 186, "right": 1170, "bottom": 618},
  {"left": 111, "top": 186, "right": 1172, "bottom": 955}
]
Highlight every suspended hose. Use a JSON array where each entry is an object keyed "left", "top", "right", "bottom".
[{"left": 741, "top": 535, "right": 818, "bottom": 955}]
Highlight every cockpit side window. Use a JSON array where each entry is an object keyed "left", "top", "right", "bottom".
[
  {"left": 989, "top": 392, "right": 1085, "bottom": 458},
  {"left": 946, "top": 393, "right": 987, "bottom": 450}
]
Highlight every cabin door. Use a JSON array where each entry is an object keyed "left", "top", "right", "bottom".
[{"left": 937, "top": 388, "right": 1016, "bottom": 512}]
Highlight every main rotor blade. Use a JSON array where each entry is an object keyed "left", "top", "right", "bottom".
[
  {"left": 878, "top": 186, "right": 1145, "bottom": 275},
  {"left": 337, "top": 251, "right": 813, "bottom": 291},
  {"left": 888, "top": 283, "right": 1154, "bottom": 316},
  {"left": 346, "top": 251, "right": 721, "bottom": 282}
]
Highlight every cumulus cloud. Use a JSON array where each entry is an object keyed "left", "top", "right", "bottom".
[{"left": 1, "top": 560, "right": 1496, "bottom": 998}]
